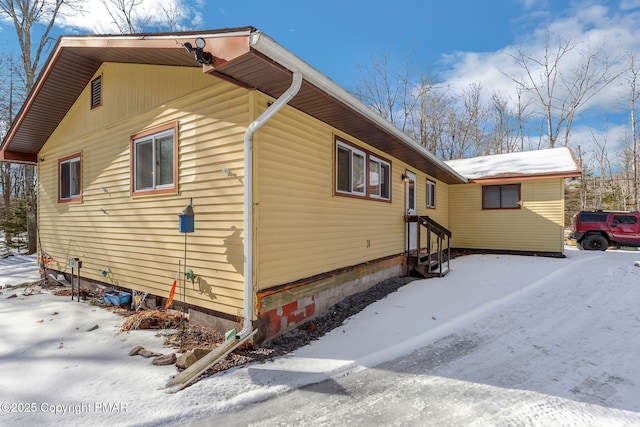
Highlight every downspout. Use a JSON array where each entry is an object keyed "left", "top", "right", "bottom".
[{"left": 238, "top": 70, "right": 303, "bottom": 340}]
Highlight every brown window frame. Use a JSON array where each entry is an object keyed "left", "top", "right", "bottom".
[
  {"left": 130, "top": 122, "right": 178, "bottom": 197},
  {"left": 334, "top": 137, "right": 391, "bottom": 202},
  {"left": 482, "top": 183, "right": 521, "bottom": 209},
  {"left": 90, "top": 75, "right": 102, "bottom": 109},
  {"left": 58, "top": 152, "right": 82, "bottom": 203}
]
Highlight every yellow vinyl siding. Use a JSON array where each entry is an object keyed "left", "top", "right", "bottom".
[
  {"left": 38, "top": 63, "right": 249, "bottom": 316},
  {"left": 449, "top": 178, "right": 565, "bottom": 253},
  {"left": 254, "top": 92, "right": 450, "bottom": 289}
]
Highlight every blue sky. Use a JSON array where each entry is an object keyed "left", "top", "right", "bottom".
[
  {"left": 202, "top": 0, "right": 535, "bottom": 90},
  {"left": 2, "top": 0, "right": 640, "bottom": 164}
]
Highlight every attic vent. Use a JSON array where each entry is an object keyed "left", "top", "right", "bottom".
[{"left": 91, "top": 75, "right": 102, "bottom": 109}]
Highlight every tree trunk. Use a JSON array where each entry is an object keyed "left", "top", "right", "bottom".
[{"left": 25, "top": 164, "right": 36, "bottom": 253}]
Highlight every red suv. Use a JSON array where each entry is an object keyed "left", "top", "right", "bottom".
[{"left": 571, "top": 210, "right": 640, "bottom": 251}]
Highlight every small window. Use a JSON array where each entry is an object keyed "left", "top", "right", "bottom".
[
  {"left": 59, "top": 153, "right": 81, "bottom": 202},
  {"left": 335, "top": 139, "right": 391, "bottom": 201},
  {"left": 131, "top": 123, "right": 177, "bottom": 195},
  {"left": 613, "top": 215, "right": 636, "bottom": 224},
  {"left": 336, "top": 141, "right": 366, "bottom": 197},
  {"left": 91, "top": 75, "right": 102, "bottom": 109},
  {"left": 369, "top": 156, "right": 390, "bottom": 200},
  {"left": 579, "top": 212, "right": 608, "bottom": 222},
  {"left": 426, "top": 179, "right": 436, "bottom": 208},
  {"left": 483, "top": 184, "right": 520, "bottom": 209}
]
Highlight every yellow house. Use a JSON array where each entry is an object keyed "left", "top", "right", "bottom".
[{"left": 0, "top": 27, "right": 580, "bottom": 343}]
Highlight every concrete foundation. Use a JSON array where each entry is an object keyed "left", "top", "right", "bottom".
[{"left": 253, "top": 254, "right": 404, "bottom": 343}]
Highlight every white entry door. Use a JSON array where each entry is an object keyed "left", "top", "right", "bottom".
[{"left": 405, "top": 170, "right": 417, "bottom": 251}]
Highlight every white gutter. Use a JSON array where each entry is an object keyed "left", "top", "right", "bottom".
[
  {"left": 237, "top": 70, "right": 303, "bottom": 340},
  {"left": 249, "top": 31, "right": 467, "bottom": 184}
]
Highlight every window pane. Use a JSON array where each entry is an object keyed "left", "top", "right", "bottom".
[
  {"left": 380, "top": 163, "right": 390, "bottom": 199},
  {"left": 337, "top": 146, "right": 351, "bottom": 192},
  {"left": 614, "top": 215, "right": 636, "bottom": 224},
  {"left": 484, "top": 186, "right": 501, "bottom": 208},
  {"left": 427, "top": 181, "right": 435, "bottom": 208},
  {"left": 408, "top": 179, "right": 415, "bottom": 210},
  {"left": 156, "top": 134, "right": 174, "bottom": 187},
  {"left": 60, "top": 162, "right": 70, "bottom": 199},
  {"left": 60, "top": 158, "right": 80, "bottom": 200},
  {"left": 135, "top": 140, "right": 153, "bottom": 190},
  {"left": 369, "top": 160, "right": 380, "bottom": 196},
  {"left": 70, "top": 160, "right": 80, "bottom": 197},
  {"left": 353, "top": 152, "right": 365, "bottom": 194},
  {"left": 501, "top": 185, "right": 520, "bottom": 208}
]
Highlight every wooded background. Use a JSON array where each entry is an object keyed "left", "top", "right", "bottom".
[{"left": 0, "top": 1, "right": 637, "bottom": 255}]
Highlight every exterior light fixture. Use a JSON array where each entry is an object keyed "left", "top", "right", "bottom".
[
  {"left": 182, "top": 38, "right": 214, "bottom": 66},
  {"left": 195, "top": 37, "right": 206, "bottom": 49},
  {"left": 401, "top": 173, "right": 409, "bottom": 183}
]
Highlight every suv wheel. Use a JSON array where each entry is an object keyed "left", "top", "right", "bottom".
[{"left": 582, "top": 234, "right": 608, "bottom": 251}]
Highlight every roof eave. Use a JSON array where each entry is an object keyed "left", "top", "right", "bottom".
[
  {"left": 1, "top": 28, "right": 255, "bottom": 162},
  {"left": 467, "top": 170, "right": 583, "bottom": 183},
  {"left": 249, "top": 32, "right": 467, "bottom": 185}
]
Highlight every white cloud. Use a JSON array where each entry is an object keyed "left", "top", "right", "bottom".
[
  {"left": 57, "top": 0, "right": 200, "bottom": 34},
  {"left": 517, "top": 0, "right": 548, "bottom": 10},
  {"left": 443, "top": 6, "right": 637, "bottom": 114},
  {"left": 620, "top": 0, "right": 640, "bottom": 10},
  {"left": 433, "top": 2, "right": 640, "bottom": 162}
]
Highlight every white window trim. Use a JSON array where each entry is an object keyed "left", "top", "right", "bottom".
[
  {"left": 426, "top": 179, "right": 436, "bottom": 208},
  {"left": 133, "top": 128, "right": 175, "bottom": 193},
  {"left": 336, "top": 140, "right": 367, "bottom": 197},
  {"left": 59, "top": 155, "right": 81, "bottom": 201},
  {"left": 369, "top": 155, "right": 391, "bottom": 200}
]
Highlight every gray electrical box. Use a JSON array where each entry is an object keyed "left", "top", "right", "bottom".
[{"left": 68, "top": 258, "right": 82, "bottom": 269}]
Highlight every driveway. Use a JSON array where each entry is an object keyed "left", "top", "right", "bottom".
[{"left": 204, "top": 249, "right": 640, "bottom": 426}]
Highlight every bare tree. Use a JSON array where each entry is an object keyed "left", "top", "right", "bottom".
[
  {"left": 461, "top": 82, "right": 487, "bottom": 157},
  {"left": 626, "top": 53, "right": 640, "bottom": 210},
  {"left": 486, "top": 91, "right": 520, "bottom": 154},
  {"left": 414, "top": 86, "right": 453, "bottom": 154},
  {"left": 505, "top": 30, "right": 621, "bottom": 148},
  {"left": 0, "top": 0, "right": 82, "bottom": 254},
  {"left": 100, "top": 0, "right": 149, "bottom": 34},
  {"left": 98, "top": 0, "right": 190, "bottom": 34},
  {"left": 159, "top": 1, "right": 186, "bottom": 32},
  {"left": 0, "top": 0, "right": 78, "bottom": 89},
  {"left": 354, "top": 51, "right": 425, "bottom": 134}
]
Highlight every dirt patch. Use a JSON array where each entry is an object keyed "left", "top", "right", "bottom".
[{"left": 112, "top": 276, "right": 417, "bottom": 380}]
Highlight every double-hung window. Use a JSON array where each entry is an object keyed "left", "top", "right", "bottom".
[
  {"left": 131, "top": 123, "right": 177, "bottom": 195},
  {"left": 426, "top": 179, "right": 436, "bottom": 208},
  {"left": 335, "top": 139, "right": 391, "bottom": 201},
  {"left": 482, "top": 184, "right": 521, "bottom": 209},
  {"left": 59, "top": 153, "right": 81, "bottom": 202}
]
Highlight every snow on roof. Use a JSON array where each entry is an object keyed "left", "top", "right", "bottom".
[{"left": 445, "top": 147, "right": 581, "bottom": 181}]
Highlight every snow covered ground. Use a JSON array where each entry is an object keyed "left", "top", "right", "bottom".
[{"left": 1, "top": 247, "right": 639, "bottom": 426}]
